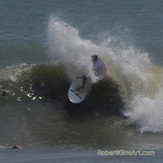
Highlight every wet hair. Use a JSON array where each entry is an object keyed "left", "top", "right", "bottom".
[{"left": 91, "top": 54, "right": 98, "bottom": 60}]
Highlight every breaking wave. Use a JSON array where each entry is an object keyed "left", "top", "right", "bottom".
[{"left": 46, "top": 16, "right": 163, "bottom": 133}]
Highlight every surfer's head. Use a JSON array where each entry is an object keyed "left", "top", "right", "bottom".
[{"left": 91, "top": 54, "right": 98, "bottom": 62}]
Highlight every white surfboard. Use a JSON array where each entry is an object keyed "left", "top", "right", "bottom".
[{"left": 68, "top": 79, "right": 90, "bottom": 104}]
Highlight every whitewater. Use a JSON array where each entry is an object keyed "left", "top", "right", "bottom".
[{"left": 47, "top": 16, "right": 163, "bottom": 133}]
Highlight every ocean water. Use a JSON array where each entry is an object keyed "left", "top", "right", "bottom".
[{"left": 0, "top": 0, "right": 163, "bottom": 162}]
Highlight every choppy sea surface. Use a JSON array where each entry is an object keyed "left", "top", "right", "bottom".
[{"left": 0, "top": 0, "right": 163, "bottom": 162}]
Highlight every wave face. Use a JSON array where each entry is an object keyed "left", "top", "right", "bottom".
[
  {"left": 46, "top": 16, "right": 163, "bottom": 133},
  {"left": 0, "top": 63, "right": 122, "bottom": 114}
]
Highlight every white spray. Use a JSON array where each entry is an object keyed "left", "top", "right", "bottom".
[{"left": 47, "top": 16, "right": 163, "bottom": 133}]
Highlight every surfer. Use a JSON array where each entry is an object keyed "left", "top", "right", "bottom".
[
  {"left": 4, "top": 145, "right": 22, "bottom": 150},
  {"left": 76, "top": 54, "right": 106, "bottom": 91},
  {"left": 1, "top": 91, "right": 6, "bottom": 97},
  {"left": 12, "top": 145, "right": 22, "bottom": 149}
]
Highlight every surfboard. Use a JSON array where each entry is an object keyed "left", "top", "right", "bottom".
[{"left": 68, "top": 79, "right": 89, "bottom": 104}]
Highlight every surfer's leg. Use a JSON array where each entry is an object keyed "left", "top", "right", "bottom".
[{"left": 76, "top": 76, "right": 87, "bottom": 91}]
